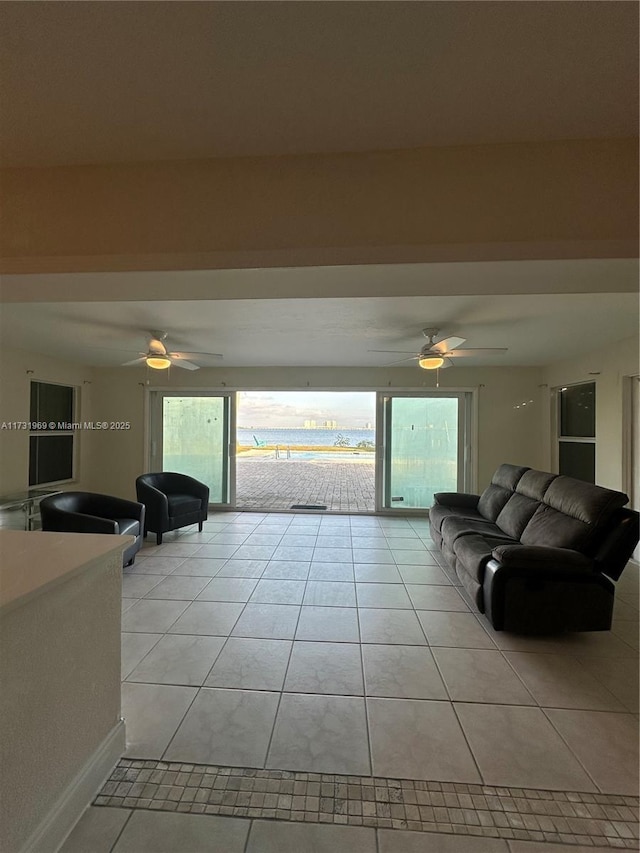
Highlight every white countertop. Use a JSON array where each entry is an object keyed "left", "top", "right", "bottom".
[{"left": 0, "top": 530, "right": 132, "bottom": 613}]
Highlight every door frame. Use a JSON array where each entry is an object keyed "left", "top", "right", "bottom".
[
  {"left": 375, "top": 388, "right": 476, "bottom": 514},
  {"left": 146, "top": 385, "right": 477, "bottom": 515},
  {"left": 147, "top": 388, "right": 235, "bottom": 508}
]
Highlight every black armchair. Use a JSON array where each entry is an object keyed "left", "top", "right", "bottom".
[
  {"left": 39, "top": 491, "right": 145, "bottom": 567},
  {"left": 136, "top": 472, "right": 209, "bottom": 545}
]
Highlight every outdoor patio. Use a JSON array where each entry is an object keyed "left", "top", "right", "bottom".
[{"left": 235, "top": 452, "right": 375, "bottom": 512}]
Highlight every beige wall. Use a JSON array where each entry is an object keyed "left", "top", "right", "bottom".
[
  {"left": 542, "top": 335, "right": 639, "bottom": 492},
  {"left": 1, "top": 138, "right": 636, "bottom": 274},
  {"left": 5, "top": 338, "right": 640, "bottom": 498},
  {"left": 0, "top": 347, "right": 95, "bottom": 494},
  {"left": 89, "top": 364, "right": 545, "bottom": 500},
  {"left": 5, "top": 339, "right": 636, "bottom": 502}
]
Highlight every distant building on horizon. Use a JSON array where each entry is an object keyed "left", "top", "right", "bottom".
[
  {"left": 323, "top": 420, "right": 337, "bottom": 429},
  {"left": 303, "top": 419, "right": 317, "bottom": 429}
]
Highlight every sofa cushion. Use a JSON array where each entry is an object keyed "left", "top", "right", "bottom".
[
  {"left": 515, "top": 469, "right": 557, "bottom": 500},
  {"left": 495, "top": 493, "right": 541, "bottom": 540},
  {"left": 544, "top": 477, "right": 628, "bottom": 527},
  {"left": 167, "top": 493, "right": 202, "bottom": 515},
  {"left": 454, "top": 534, "right": 516, "bottom": 583},
  {"left": 442, "top": 516, "right": 515, "bottom": 547},
  {"left": 477, "top": 464, "right": 530, "bottom": 521},
  {"left": 521, "top": 477, "right": 629, "bottom": 553},
  {"left": 429, "top": 504, "right": 485, "bottom": 534}
]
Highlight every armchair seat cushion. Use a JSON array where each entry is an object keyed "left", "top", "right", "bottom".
[
  {"left": 167, "top": 494, "right": 202, "bottom": 515},
  {"left": 115, "top": 518, "right": 141, "bottom": 537}
]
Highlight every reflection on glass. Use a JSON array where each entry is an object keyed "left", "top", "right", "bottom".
[
  {"left": 387, "top": 397, "right": 458, "bottom": 509},
  {"left": 162, "top": 397, "right": 227, "bottom": 503},
  {"left": 560, "top": 383, "right": 595, "bottom": 438},
  {"left": 559, "top": 441, "right": 595, "bottom": 484}
]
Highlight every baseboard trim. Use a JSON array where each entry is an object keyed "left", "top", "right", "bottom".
[{"left": 22, "top": 719, "right": 125, "bottom": 853}]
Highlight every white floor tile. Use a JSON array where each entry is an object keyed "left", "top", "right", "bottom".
[
  {"left": 267, "top": 693, "right": 370, "bottom": 775},
  {"left": 455, "top": 702, "right": 598, "bottom": 791},
  {"left": 205, "top": 637, "right": 292, "bottom": 690},
  {"left": 368, "top": 697, "right": 481, "bottom": 782},
  {"left": 112, "top": 810, "right": 249, "bottom": 853},
  {"left": 164, "top": 688, "right": 279, "bottom": 766}
]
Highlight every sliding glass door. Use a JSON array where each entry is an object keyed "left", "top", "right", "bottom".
[
  {"left": 378, "top": 392, "right": 471, "bottom": 511},
  {"left": 149, "top": 392, "right": 233, "bottom": 506}
]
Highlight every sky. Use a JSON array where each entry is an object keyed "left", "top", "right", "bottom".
[{"left": 237, "top": 391, "right": 376, "bottom": 428}]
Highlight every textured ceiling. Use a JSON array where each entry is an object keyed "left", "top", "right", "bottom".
[{"left": 1, "top": 2, "right": 637, "bottom": 167}]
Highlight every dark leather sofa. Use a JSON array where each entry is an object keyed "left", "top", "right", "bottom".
[
  {"left": 40, "top": 491, "right": 145, "bottom": 567},
  {"left": 430, "top": 464, "right": 639, "bottom": 633},
  {"left": 136, "top": 472, "right": 209, "bottom": 545}
]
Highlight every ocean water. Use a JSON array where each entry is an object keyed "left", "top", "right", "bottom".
[{"left": 237, "top": 428, "right": 375, "bottom": 447}]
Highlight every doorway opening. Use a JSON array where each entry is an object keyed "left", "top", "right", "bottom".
[{"left": 236, "top": 391, "right": 376, "bottom": 511}]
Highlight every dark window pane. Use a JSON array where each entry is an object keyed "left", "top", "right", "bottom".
[
  {"left": 559, "top": 383, "right": 595, "bottom": 437},
  {"left": 29, "top": 435, "right": 74, "bottom": 485},
  {"left": 30, "top": 382, "right": 74, "bottom": 424},
  {"left": 559, "top": 441, "right": 595, "bottom": 484}
]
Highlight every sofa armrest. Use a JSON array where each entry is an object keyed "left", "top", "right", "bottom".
[
  {"left": 433, "top": 492, "right": 480, "bottom": 509},
  {"left": 491, "top": 544, "right": 596, "bottom": 575}
]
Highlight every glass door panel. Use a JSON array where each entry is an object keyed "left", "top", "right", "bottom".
[
  {"left": 381, "top": 395, "right": 462, "bottom": 510},
  {"left": 151, "top": 393, "right": 231, "bottom": 504}
]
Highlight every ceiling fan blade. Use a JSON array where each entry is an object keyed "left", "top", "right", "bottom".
[
  {"left": 431, "top": 336, "right": 466, "bottom": 354},
  {"left": 382, "top": 356, "right": 420, "bottom": 365},
  {"left": 169, "top": 357, "right": 199, "bottom": 370},
  {"left": 445, "top": 348, "right": 508, "bottom": 357},
  {"left": 168, "top": 351, "right": 224, "bottom": 359},
  {"left": 368, "top": 349, "right": 419, "bottom": 354},
  {"left": 121, "top": 356, "right": 147, "bottom": 367}
]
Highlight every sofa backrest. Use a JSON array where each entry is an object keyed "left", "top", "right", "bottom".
[
  {"left": 477, "top": 464, "right": 530, "bottom": 522},
  {"left": 520, "top": 475, "right": 629, "bottom": 554},
  {"left": 494, "top": 470, "right": 557, "bottom": 540}
]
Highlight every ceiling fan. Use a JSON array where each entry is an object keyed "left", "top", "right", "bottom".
[
  {"left": 122, "top": 331, "right": 223, "bottom": 371},
  {"left": 370, "top": 327, "right": 507, "bottom": 369}
]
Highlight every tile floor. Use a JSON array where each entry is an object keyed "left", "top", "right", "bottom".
[{"left": 66, "top": 511, "right": 639, "bottom": 852}]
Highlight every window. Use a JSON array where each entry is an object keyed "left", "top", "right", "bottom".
[
  {"left": 28, "top": 381, "right": 76, "bottom": 486},
  {"left": 557, "top": 382, "right": 595, "bottom": 483}
]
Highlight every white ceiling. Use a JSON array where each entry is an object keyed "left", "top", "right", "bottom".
[
  {"left": 1, "top": 2, "right": 637, "bottom": 167},
  {"left": 2, "top": 288, "right": 637, "bottom": 369}
]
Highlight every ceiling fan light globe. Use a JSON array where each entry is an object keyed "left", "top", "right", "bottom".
[
  {"left": 418, "top": 356, "right": 444, "bottom": 370},
  {"left": 146, "top": 355, "right": 171, "bottom": 370}
]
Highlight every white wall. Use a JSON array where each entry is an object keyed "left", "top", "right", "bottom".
[
  {"left": 0, "top": 347, "right": 95, "bottom": 494},
  {"left": 542, "top": 335, "right": 639, "bottom": 491},
  {"left": 89, "top": 363, "right": 545, "bottom": 500}
]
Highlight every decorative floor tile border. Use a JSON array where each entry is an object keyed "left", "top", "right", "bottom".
[{"left": 95, "top": 760, "right": 639, "bottom": 848}]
